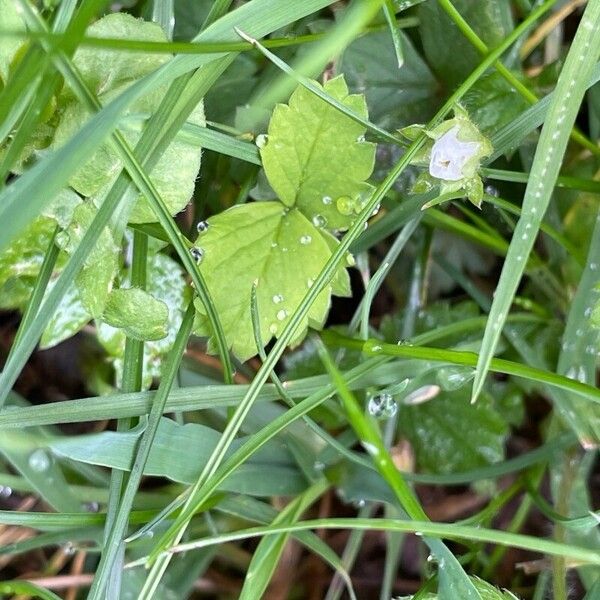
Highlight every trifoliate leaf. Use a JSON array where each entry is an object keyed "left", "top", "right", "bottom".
[
  {"left": 398, "top": 388, "right": 507, "bottom": 473},
  {"left": 103, "top": 287, "right": 169, "bottom": 341},
  {"left": 50, "top": 13, "right": 204, "bottom": 224},
  {"left": 259, "top": 75, "right": 376, "bottom": 230},
  {"left": 193, "top": 202, "right": 351, "bottom": 361}
]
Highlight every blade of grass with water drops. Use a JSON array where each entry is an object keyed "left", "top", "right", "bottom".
[
  {"left": 551, "top": 204, "right": 600, "bottom": 446},
  {"left": 317, "top": 343, "right": 483, "bottom": 599},
  {"left": 471, "top": 0, "right": 600, "bottom": 404}
]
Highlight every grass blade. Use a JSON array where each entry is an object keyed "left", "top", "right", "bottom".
[{"left": 471, "top": 0, "right": 600, "bottom": 404}]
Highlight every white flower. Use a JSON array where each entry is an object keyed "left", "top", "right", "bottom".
[{"left": 429, "top": 126, "right": 481, "bottom": 181}]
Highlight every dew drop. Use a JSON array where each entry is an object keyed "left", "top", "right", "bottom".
[
  {"left": 367, "top": 393, "right": 398, "bottom": 419},
  {"left": 269, "top": 323, "right": 278, "bottom": 334},
  {"left": 190, "top": 247, "right": 204, "bottom": 264},
  {"left": 255, "top": 134, "right": 269, "bottom": 149},
  {"left": 271, "top": 241, "right": 278, "bottom": 248},
  {"left": 312, "top": 214, "right": 328, "bottom": 228},
  {"left": 28, "top": 449, "right": 51, "bottom": 473},
  {"left": 272, "top": 294, "right": 284, "bottom": 304},
  {"left": 436, "top": 366, "right": 473, "bottom": 391},
  {"left": 83, "top": 501, "right": 99, "bottom": 512},
  {"left": 336, "top": 196, "right": 355, "bottom": 216},
  {"left": 346, "top": 253, "right": 356, "bottom": 267},
  {"left": 322, "top": 195, "right": 332, "bottom": 205},
  {"left": 313, "top": 461, "right": 325, "bottom": 471},
  {"left": 63, "top": 542, "right": 75, "bottom": 556},
  {"left": 306, "top": 278, "right": 314, "bottom": 288},
  {"left": 0, "top": 485, "right": 12, "bottom": 499},
  {"left": 276, "top": 309, "right": 288, "bottom": 321},
  {"left": 300, "top": 234, "right": 312, "bottom": 245},
  {"left": 196, "top": 220, "right": 209, "bottom": 234}
]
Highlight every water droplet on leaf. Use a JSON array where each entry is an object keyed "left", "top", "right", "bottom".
[
  {"left": 272, "top": 294, "right": 284, "bottom": 304},
  {"left": 367, "top": 393, "right": 398, "bottom": 419},
  {"left": 336, "top": 196, "right": 355, "bottom": 216},
  {"left": 300, "top": 235, "right": 312, "bottom": 245},
  {"left": 255, "top": 134, "right": 269, "bottom": 148},
  {"left": 190, "top": 247, "right": 204, "bottom": 263},
  {"left": 28, "top": 449, "right": 51, "bottom": 473},
  {"left": 312, "top": 214, "right": 327, "bottom": 228},
  {"left": 276, "top": 309, "right": 287, "bottom": 321},
  {"left": 196, "top": 220, "right": 209, "bottom": 233}
]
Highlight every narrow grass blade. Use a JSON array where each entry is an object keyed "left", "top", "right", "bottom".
[
  {"left": 0, "top": 581, "right": 62, "bottom": 600},
  {"left": 383, "top": 0, "right": 404, "bottom": 67},
  {"left": 317, "top": 343, "right": 482, "bottom": 599},
  {"left": 239, "top": 481, "right": 329, "bottom": 600},
  {"left": 471, "top": 1, "right": 600, "bottom": 403},
  {"left": 163, "top": 518, "right": 600, "bottom": 573}
]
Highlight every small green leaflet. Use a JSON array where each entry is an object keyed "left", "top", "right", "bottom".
[
  {"left": 103, "top": 287, "right": 168, "bottom": 341},
  {"left": 195, "top": 76, "right": 374, "bottom": 359},
  {"left": 97, "top": 253, "right": 190, "bottom": 389}
]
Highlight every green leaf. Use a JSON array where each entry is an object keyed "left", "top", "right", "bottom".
[
  {"left": 50, "top": 13, "right": 205, "bottom": 224},
  {"left": 398, "top": 576, "right": 519, "bottom": 599},
  {"left": 419, "top": 0, "right": 514, "bottom": 90},
  {"left": 47, "top": 417, "right": 307, "bottom": 496},
  {"left": 68, "top": 13, "right": 169, "bottom": 98},
  {"left": 40, "top": 279, "right": 91, "bottom": 349},
  {"left": 103, "top": 287, "right": 169, "bottom": 341},
  {"left": 398, "top": 388, "right": 508, "bottom": 474},
  {"left": 0, "top": 0, "right": 25, "bottom": 87},
  {"left": 337, "top": 29, "right": 437, "bottom": 129},
  {"left": 462, "top": 72, "right": 530, "bottom": 136},
  {"left": 194, "top": 202, "right": 350, "bottom": 360},
  {"left": 56, "top": 202, "right": 118, "bottom": 317},
  {"left": 259, "top": 75, "right": 376, "bottom": 230},
  {"left": 97, "top": 252, "right": 191, "bottom": 387},
  {"left": 0, "top": 215, "right": 56, "bottom": 285}
]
